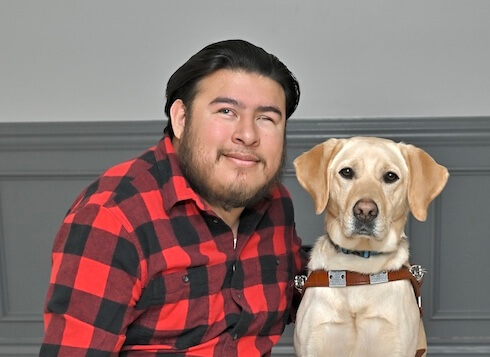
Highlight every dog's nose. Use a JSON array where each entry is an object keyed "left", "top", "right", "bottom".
[{"left": 353, "top": 198, "right": 378, "bottom": 222}]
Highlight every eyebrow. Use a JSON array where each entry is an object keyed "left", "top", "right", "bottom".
[{"left": 209, "top": 96, "right": 283, "bottom": 117}]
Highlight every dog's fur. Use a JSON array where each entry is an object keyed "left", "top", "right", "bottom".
[{"left": 293, "top": 137, "right": 449, "bottom": 357}]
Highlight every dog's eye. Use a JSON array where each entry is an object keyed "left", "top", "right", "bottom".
[
  {"left": 383, "top": 171, "right": 399, "bottom": 183},
  {"left": 339, "top": 167, "right": 354, "bottom": 179}
]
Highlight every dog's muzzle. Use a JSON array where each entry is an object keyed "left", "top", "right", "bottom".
[{"left": 353, "top": 198, "right": 378, "bottom": 236}]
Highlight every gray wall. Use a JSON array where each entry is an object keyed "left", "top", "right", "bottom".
[
  {"left": 1, "top": 0, "right": 490, "bottom": 123},
  {"left": 1, "top": 117, "right": 489, "bottom": 356}
]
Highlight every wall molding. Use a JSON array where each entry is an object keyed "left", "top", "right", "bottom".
[
  {"left": 1, "top": 116, "right": 490, "bottom": 151},
  {"left": 431, "top": 167, "right": 490, "bottom": 321}
]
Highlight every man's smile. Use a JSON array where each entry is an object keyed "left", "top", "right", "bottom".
[{"left": 221, "top": 151, "right": 262, "bottom": 166}]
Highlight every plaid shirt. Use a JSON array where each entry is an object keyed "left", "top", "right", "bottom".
[{"left": 41, "top": 135, "right": 304, "bottom": 356}]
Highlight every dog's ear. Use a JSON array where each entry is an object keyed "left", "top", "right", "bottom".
[
  {"left": 294, "top": 139, "right": 342, "bottom": 214},
  {"left": 401, "top": 144, "right": 449, "bottom": 221}
]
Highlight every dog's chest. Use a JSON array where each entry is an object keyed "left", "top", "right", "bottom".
[{"left": 302, "top": 279, "right": 417, "bottom": 321}]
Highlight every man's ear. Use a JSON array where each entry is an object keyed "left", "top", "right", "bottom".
[{"left": 169, "top": 99, "right": 187, "bottom": 139}]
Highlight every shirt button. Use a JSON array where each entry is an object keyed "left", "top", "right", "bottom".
[
  {"left": 236, "top": 293, "right": 241, "bottom": 299},
  {"left": 232, "top": 264, "right": 236, "bottom": 272},
  {"left": 182, "top": 275, "right": 189, "bottom": 283},
  {"left": 276, "top": 259, "right": 280, "bottom": 265},
  {"left": 233, "top": 334, "right": 238, "bottom": 340},
  {"left": 212, "top": 218, "right": 219, "bottom": 224}
]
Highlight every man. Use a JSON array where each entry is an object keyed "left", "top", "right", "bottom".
[{"left": 41, "top": 39, "right": 305, "bottom": 356}]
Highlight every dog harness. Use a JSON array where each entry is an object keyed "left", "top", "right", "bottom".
[{"left": 295, "top": 264, "right": 426, "bottom": 317}]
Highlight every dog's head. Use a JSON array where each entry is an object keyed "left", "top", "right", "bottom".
[{"left": 294, "top": 137, "right": 449, "bottom": 252}]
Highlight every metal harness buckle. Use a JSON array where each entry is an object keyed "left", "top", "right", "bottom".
[
  {"left": 409, "top": 264, "right": 427, "bottom": 282},
  {"left": 294, "top": 274, "right": 307, "bottom": 293}
]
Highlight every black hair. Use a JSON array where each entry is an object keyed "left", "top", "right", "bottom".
[{"left": 164, "top": 39, "right": 300, "bottom": 137}]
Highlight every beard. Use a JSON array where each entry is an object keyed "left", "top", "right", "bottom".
[{"left": 176, "top": 123, "right": 286, "bottom": 212}]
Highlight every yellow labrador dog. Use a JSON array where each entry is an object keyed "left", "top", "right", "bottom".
[{"left": 293, "top": 137, "right": 449, "bottom": 357}]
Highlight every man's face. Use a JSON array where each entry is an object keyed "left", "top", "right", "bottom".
[{"left": 172, "top": 69, "right": 287, "bottom": 211}]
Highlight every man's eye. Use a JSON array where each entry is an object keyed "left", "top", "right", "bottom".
[
  {"left": 218, "top": 108, "right": 234, "bottom": 115},
  {"left": 339, "top": 167, "right": 354, "bottom": 179},
  {"left": 258, "top": 116, "right": 274, "bottom": 123}
]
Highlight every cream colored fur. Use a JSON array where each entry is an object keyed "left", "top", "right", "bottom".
[{"left": 293, "top": 137, "right": 448, "bottom": 357}]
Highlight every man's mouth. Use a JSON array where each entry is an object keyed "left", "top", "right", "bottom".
[{"left": 220, "top": 151, "right": 262, "bottom": 166}]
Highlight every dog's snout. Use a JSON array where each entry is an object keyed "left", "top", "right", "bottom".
[{"left": 353, "top": 198, "right": 378, "bottom": 222}]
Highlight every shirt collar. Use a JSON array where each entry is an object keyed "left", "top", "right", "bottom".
[{"left": 154, "top": 135, "right": 207, "bottom": 212}]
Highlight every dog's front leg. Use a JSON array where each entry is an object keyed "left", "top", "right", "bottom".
[{"left": 294, "top": 290, "right": 356, "bottom": 356}]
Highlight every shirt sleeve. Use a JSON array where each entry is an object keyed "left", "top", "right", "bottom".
[{"left": 41, "top": 204, "right": 142, "bottom": 356}]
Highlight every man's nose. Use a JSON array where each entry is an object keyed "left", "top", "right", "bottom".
[{"left": 232, "top": 117, "right": 260, "bottom": 147}]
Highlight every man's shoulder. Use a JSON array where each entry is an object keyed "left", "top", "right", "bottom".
[{"left": 75, "top": 145, "right": 164, "bottom": 208}]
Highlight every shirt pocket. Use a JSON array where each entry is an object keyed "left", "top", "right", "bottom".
[
  {"left": 248, "top": 253, "right": 295, "bottom": 314},
  {"left": 131, "top": 267, "right": 211, "bottom": 347},
  {"left": 258, "top": 253, "right": 294, "bottom": 286},
  {"left": 135, "top": 266, "right": 210, "bottom": 310}
]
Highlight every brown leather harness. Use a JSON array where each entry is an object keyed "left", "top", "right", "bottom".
[{"left": 302, "top": 266, "right": 424, "bottom": 317}]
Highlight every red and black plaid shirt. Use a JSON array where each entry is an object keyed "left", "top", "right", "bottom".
[{"left": 41, "top": 135, "right": 304, "bottom": 356}]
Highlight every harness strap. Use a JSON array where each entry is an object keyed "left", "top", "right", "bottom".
[{"left": 303, "top": 266, "right": 423, "bottom": 317}]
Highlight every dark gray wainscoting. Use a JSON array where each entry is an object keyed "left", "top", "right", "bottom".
[{"left": 0, "top": 117, "right": 489, "bottom": 356}]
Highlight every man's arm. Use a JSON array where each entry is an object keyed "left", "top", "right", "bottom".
[{"left": 41, "top": 204, "right": 142, "bottom": 355}]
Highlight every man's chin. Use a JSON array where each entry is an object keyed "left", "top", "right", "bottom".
[{"left": 205, "top": 181, "right": 275, "bottom": 211}]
